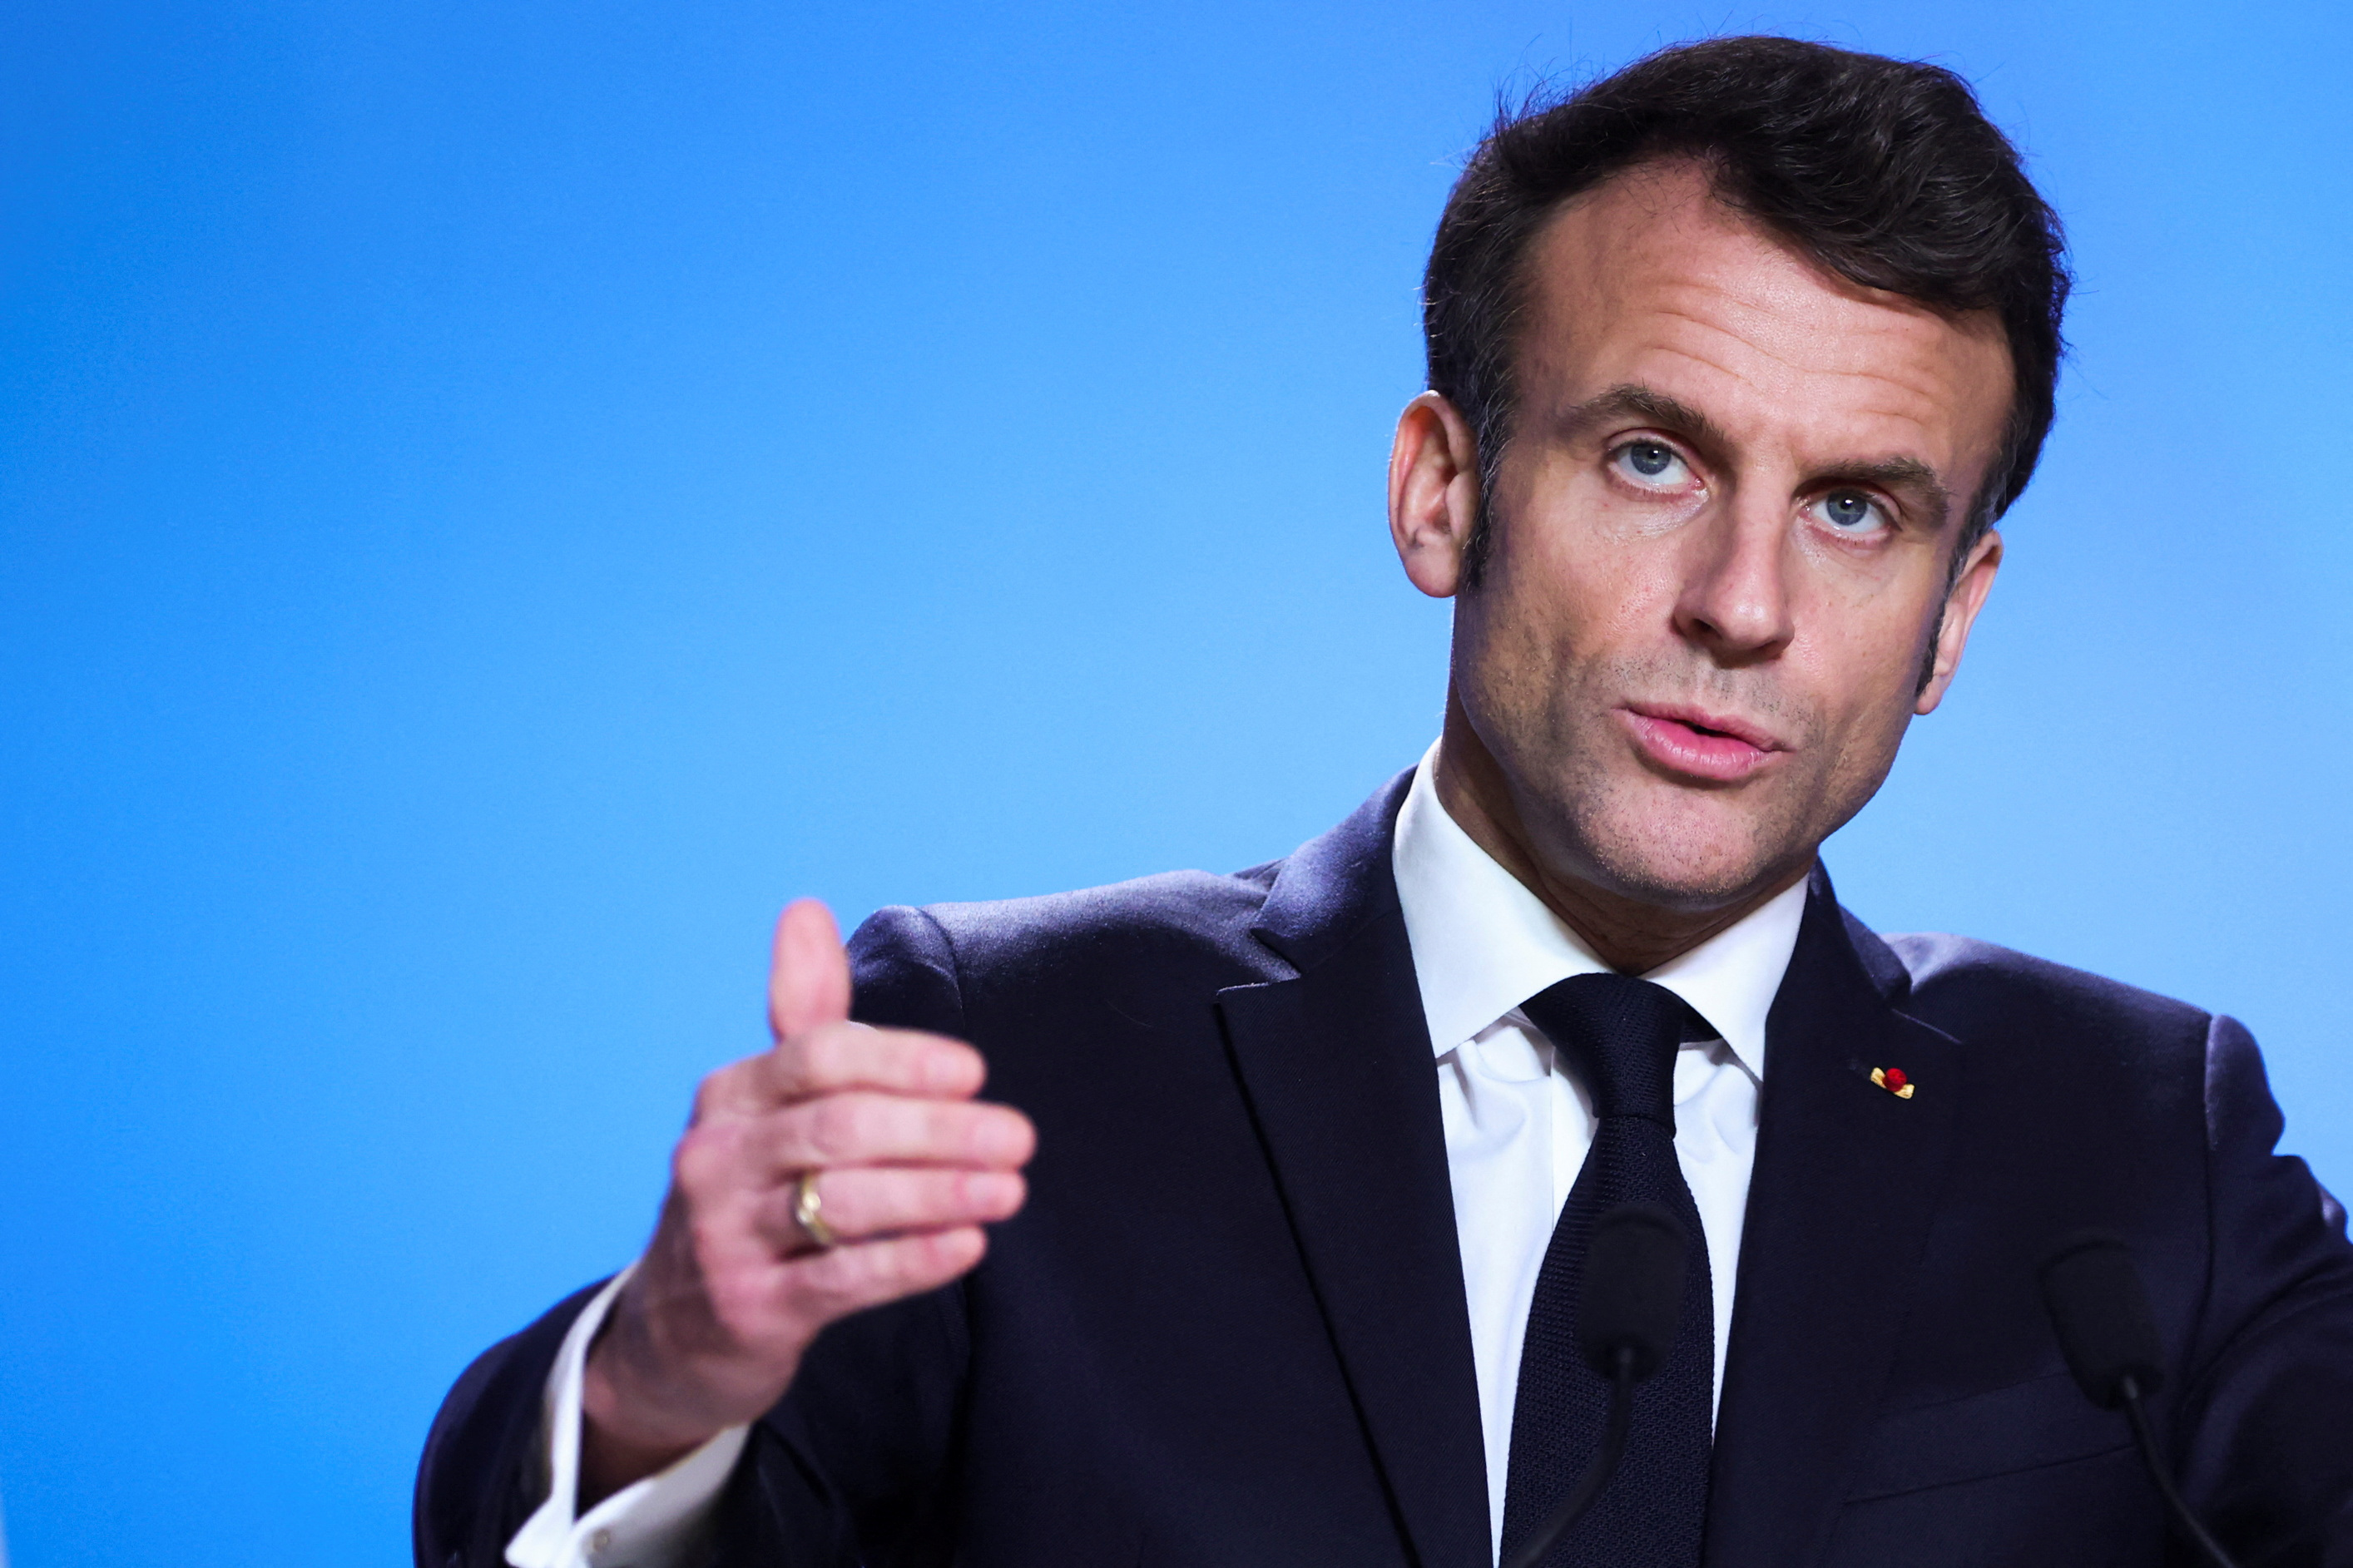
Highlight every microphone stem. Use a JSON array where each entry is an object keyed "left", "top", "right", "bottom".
[
  {"left": 2117, "top": 1375, "right": 2239, "bottom": 1568},
  {"left": 1503, "top": 1353, "right": 1636, "bottom": 1568}
]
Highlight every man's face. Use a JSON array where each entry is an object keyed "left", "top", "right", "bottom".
[{"left": 1404, "top": 160, "right": 2013, "bottom": 912}]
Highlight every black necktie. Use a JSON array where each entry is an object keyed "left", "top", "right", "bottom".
[{"left": 1499, "top": 973, "right": 1716, "bottom": 1568}]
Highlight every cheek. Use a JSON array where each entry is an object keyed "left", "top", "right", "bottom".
[
  {"left": 1794, "top": 595, "right": 1936, "bottom": 762},
  {"left": 1468, "top": 563, "right": 1647, "bottom": 732},
  {"left": 1492, "top": 484, "right": 1686, "bottom": 652}
]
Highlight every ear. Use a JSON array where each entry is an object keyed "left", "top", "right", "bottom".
[
  {"left": 1389, "top": 392, "right": 1484, "bottom": 599},
  {"left": 1915, "top": 527, "right": 2003, "bottom": 715}
]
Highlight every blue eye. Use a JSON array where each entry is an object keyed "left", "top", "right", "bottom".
[
  {"left": 1819, "top": 489, "right": 1882, "bottom": 532},
  {"left": 1613, "top": 441, "right": 1690, "bottom": 487}
]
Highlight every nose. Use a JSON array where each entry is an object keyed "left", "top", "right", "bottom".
[{"left": 1671, "top": 497, "right": 1795, "bottom": 664}]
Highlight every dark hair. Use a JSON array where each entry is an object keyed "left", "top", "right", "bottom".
[{"left": 1424, "top": 36, "right": 2070, "bottom": 586}]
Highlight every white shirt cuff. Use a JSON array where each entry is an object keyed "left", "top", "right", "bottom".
[{"left": 505, "top": 1264, "right": 750, "bottom": 1568}]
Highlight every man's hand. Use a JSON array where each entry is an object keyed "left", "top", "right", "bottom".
[{"left": 579, "top": 900, "right": 1034, "bottom": 1503}]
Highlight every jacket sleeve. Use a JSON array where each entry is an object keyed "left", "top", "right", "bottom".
[
  {"left": 414, "top": 1280, "right": 610, "bottom": 1568},
  {"left": 412, "top": 904, "right": 978, "bottom": 1568},
  {"left": 2177, "top": 1014, "right": 2353, "bottom": 1566}
]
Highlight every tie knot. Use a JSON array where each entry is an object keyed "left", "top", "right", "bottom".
[{"left": 1520, "top": 972, "right": 1704, "bottom": 1127}]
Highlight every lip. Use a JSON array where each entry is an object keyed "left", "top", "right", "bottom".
[{"left": 1617, "top": 702, "right": 1788, "bottom": 784}]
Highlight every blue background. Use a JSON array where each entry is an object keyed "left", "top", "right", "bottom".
[{"left": 2, "top": 1, "right": 2346, "bottom": 1561}]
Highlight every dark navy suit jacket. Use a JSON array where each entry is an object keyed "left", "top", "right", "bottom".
[{"left": 417, "top": 774, "right": 2353, "bottom": 1566}]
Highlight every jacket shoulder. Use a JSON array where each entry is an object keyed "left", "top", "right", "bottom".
[
  {"left": 931, "top": 865, "right": 1279, "bottom": 969},
  {"left": 847, "top": 865, "right": 1285, "bottom": 1032},
  {"left": 1876, "top": 928, "right": 2212, "bottom": 1068}
]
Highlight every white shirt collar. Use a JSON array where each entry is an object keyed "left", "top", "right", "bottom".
[{"left": 1390, "top": 741, "right": 1806, "bottom": 1078}]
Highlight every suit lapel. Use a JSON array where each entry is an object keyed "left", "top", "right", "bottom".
[
  {"left": 1702, "top": 865, "right": 1963, "bottom": 1566},
  {"left": 1217, "top": 774, "right": 1491, "bottom": 1568}
]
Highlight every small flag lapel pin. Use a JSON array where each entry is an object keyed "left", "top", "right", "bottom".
[{"left": 1870, "top": 1066, "right": 1915, "bottom": 1100}]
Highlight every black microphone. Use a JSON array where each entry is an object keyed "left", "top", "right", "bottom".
[
  {"left": 1503, "top": 1203, "right": 1689, "bottom": 1568},
  {"left": 2039, "top": 1232, "right": 2241, "bottom": 1568}
]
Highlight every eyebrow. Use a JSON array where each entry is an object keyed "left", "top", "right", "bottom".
[
  {"left": 1558, "top": 383, "right": 1731, "bottom": 453},
  {"left": 1557, "top": 382, "right": 1956, "bottom": 532}
]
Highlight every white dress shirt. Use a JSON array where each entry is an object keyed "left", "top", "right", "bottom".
[
  {"left": 1394, "top": 745, "right": 1806, "bottom": 1561},
  {"left": 508, "top": 744, "right": 1808, "bottom": 1568}
]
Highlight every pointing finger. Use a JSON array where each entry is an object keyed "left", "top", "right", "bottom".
[
  {"left": 691, "top": 1024, "right": 985, "bottom": 1121},
  {"left": 757, "top": 1092, "right": 1036, "bottom": 1174},
  {"left": 769, "top": 1022, "right": 986, "bottom": 1102}
]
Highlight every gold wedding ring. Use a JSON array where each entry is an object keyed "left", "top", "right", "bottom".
[{"left": 791, "top": 1169, "right": 839, "bottom": 1251}]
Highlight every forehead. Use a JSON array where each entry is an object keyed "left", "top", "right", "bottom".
[{"left": 1516, "top": 161, "right": 2013, "bottom": 479}]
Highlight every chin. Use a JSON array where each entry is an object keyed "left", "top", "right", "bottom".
[{"left": 1562, "top": 793, "right": 1808, "bottom": 913}]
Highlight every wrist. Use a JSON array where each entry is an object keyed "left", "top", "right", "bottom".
[
  {"left": 577, "top": 1299, "right": 742, "bottom": 1505},
  {"left": 578, "top": 1341, "right": 714, "bottom": 1506}
]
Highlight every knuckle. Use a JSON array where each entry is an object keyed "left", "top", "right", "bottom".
[
  {"left": 922, "top": 1099, "right": 972, "bottom": 1148},
  {"left": 874, "top": 1237, "right": 936, "bottom": 1293},
  {"left": 805, "top": 1096, "right": 868, "bottom": 1160},
  {"left": 835, "top": 1174, "right": 898, "bottom": 1235},
  {"left": 866, "top": 1242, "right": 919, "bottom": 1293},
  {"left": 790, "top": 1241, "right": 865, "bottom": 1303},
  {"left": 816, "top": 1026, "right": 912, "bottom": 1091},
  {"left": 963, "top": 1103, "right": 1025, "bottom": 1162},
  {"left": 894, "top": 1170, "right": 951, "bottom": 1226},
  {"left": 916, "top": 1168, "right": 959, "bottom": 1212},
  {"left": 868, "top": 1034, "right": 919, "bottom": 1088},
  {"left": 937, "top": 1039, "right": 985, "bottom": 1091},
  {"left": 823, "top": 1241, "right": 880, "bottom": 1292},
  {"left": 675, "top": 1118, "right": 765, "bottom": 1198},
  {"left": 859, "top": 1170, "right": 914, "bottom": 1230},
  {"left": 794, "top": 1029, "right": 843, "bottom": 1087},
  {"left": 671, "top": 1126, "right": 720, "bottom": 1190},
  {"left": 952, "top": 1168, "right": 995, "bottom": 1210},
  {"left": 689, "top": 1068, "right": 730, "bottom": 1124}
]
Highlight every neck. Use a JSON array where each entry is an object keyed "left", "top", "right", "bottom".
[{"left": 1431, "top": 690, "right": 1808, "bottom": 975}]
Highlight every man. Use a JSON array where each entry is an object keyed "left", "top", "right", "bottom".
[{"left": 417, "top": 36, "right": 2353, "bottom": 1568}]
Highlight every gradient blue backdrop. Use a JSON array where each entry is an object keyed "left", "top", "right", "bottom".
[{"left": 2, "top": 1, "right": 2346, "bottom": 1561}]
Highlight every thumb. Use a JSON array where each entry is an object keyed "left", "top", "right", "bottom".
[{"left": 768, "top": 898, "right": 852, "bottom": 1042}]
